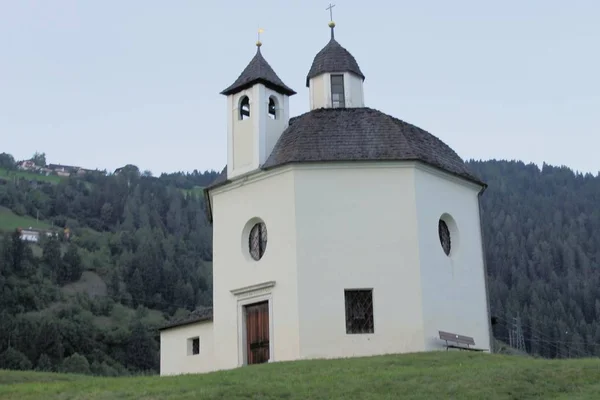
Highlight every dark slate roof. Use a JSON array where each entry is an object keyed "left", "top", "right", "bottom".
[
  {"left": 306, "top": 38, "right": 365, "bottom": 87},
  {"left": 159, "top": 307, "right": 213, "bottom": 331},
  {"left": 207, "top": 166, "right": 228, "bottom": 187},
  {"left": 264, "top": 107, "right": 484, "bottom": 184},
  {"left": 205, "top": 107, "right": 485, "bottom": 192},
  {"left": 221, "top": 47, "right": 296, "bottom": 96}
]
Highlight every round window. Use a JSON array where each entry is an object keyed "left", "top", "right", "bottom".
[
  {"left": 248, "top": 222, "right": 268, "bottom": 261},
  {"left": 438, "top": 219, "right": 451, "bottom": 256}
]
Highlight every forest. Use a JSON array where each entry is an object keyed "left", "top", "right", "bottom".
[
  {"left": 470, "top": 160, "right": 600, "bottom": 359},
  {"left": 0, "top": 152, "right": 218, "bottom": 375},
  {"left": 1, "top": 151, "right": 600, "bottom": 375}
]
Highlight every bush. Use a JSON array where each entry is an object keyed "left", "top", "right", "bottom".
[
  {"left": 0, "top": 347, "right": 33, "bottom": 371},
  {"left": 36, "top": 353, "right": 53, "bottom": 372},
  {"left": 61, "top": 353, "right": 91, "bottom": 375}
]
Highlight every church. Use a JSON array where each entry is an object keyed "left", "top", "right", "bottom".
[{"left": 158, "top": 17, "right": 492, "bottom": 376}]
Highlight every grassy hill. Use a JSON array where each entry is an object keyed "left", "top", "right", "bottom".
[
  {"left": 1, "top": 352, "right": 599, "bottom": 400},
  {"left": 0, "top": 206, "right": 51, "bottom": 231},
  {"left": 0, "top": 167, "right": 63, "bottom": 184}
]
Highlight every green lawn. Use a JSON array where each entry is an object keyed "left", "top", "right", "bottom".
[
  {"left": 1, "top": 352, "right": 599, "bottom": 399},
  {"left": 0, "top": 206, "right": 51, "bottom": 232},
  {"left": 0, "top": 168, "right": 62, "bottom": 184}
]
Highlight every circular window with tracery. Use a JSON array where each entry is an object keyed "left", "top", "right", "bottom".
[
  {"left": 438, "top": 219, "right": 451, "bottom": 256},
  {"left": 249, "top": 222, "right": 268, "bottom": 261}
]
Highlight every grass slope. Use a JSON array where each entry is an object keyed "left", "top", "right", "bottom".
[
  {"left": 0, "top": 168, "right": 62, "bottom": 184},
  {"left": 1, "top": 352, "right": 600, "bottom": 400},
  {"left": 0, "top": 206, "right": 51, "bottom": 232}
]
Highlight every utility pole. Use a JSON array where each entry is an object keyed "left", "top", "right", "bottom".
[{"left": 510, "top": 313, "right": 526, "bottom": 353}]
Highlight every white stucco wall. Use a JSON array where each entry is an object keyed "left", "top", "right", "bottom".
[
  {"left": 413, "top": 165, "right": 491, "bottom": 352},
  {"left": 160, "top": 321, "right": 215, "bottom": 376},
  {"left": 264, "top": 88, "right": 289, "bottom": 164},
  {"left": 227, "top": 85, "right": 290, "bottom": 180},
  {"left": 228, "top": 88, "right": 255, "bottom": 176},
  {"left": 210, "top": 167, "right": 300, "bottom": 371},
  {"left": 344, "top": 73, "right": 364, "bottom": 108},
  {"left": 308, "top": 72, "right": 364, "bottom": 109},
  {"left": 293, "top": 163, "right": 426, "bottom": 360},
  {"left": 161, "top": 161, "right": 490, "bottom": 376},
  {"left": 308, "top": 74, "right": 326, "bottom": 110}
]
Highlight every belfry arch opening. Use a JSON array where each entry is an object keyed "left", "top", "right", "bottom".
[
  {"left": 268, "top": 96, "right": 278, "bottom": 120},
  {"left": 239, "top": 96, "right": 250, "bottom": 120}
]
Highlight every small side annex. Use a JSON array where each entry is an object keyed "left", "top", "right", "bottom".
[{"left": 159, "top": 308, "right": 216, "bottom": 376}]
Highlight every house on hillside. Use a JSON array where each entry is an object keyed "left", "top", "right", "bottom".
[
  {"left": 15, "top": 160, "right": 92, "bottom": 177},
  {"left": 159, "top": 17, "right": 492, "bottom": 376},
  {"left": 17, "top": 160, "right": 37, "bottom": 171},
  {"left": 47, "top": 163, "right": 93, "bottom": 177},
  {"left": 19, "top": 229, "right": 41, "bottom": 242},
  {"left": 18, "top": 228, "right": 54, "bottom": 243},
  {"left": 38, "top": 167, "right": 53, "bottom": 176},
  {"left": 17, "top": 227, "right": 70, "bottom": 243},
  {"left": 16, "top": 160, "right": 52, "bottom": 177}
]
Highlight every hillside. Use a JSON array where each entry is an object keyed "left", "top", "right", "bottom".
[
  {"left": 468, "top": 160, "right": 600, "bottom": 359},
  {"left": 0, "top": 153, "right": 219, "bottom": 375},
  {"left": 1, "top": 352, "right": 600, "bottom": 400},
  {"left": 0, "top": 206, "right": 51, "bottom": 231},
  {"left": 2, "top": 151, "right": 600, "bottom": 376}
]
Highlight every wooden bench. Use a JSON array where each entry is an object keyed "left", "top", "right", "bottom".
[{"left": 438, "top": 331, "right": 487, "bottom": 352}]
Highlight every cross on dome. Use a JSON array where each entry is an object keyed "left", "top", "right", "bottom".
[{"left": 326, "top": 3, "right": 337, "bottom": 38}]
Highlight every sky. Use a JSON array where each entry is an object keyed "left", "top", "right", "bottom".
[{"left": 1, "top": 0, "right": 599, "bottom": 176}]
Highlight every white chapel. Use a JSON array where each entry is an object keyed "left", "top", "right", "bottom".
[{"left": 159, "top": 18, "right": 492, "bottom": 376}]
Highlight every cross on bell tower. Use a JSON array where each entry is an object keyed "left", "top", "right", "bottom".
[{"left": 256, "top": 27, "right": 264, "bottom": 47}]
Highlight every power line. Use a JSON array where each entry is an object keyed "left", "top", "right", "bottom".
[
  {"left": 494, "top": 314, "right": 598, "bottom": 358},
  {"left": 508, "top": 313, "right": 527, "bottom": 353}
]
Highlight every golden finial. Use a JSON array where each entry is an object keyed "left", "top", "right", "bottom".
[
  {"left": 326, "top": 3, "right": 336, "bottom": 39},
  {"left": 256, "top": 28, "right": 264, "bottom": 47}
]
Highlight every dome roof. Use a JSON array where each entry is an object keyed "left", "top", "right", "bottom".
[
  {"left": 207, "top": 107, "right": 484, "bottom": 189},
  {"left": 221, "top": 47, "right": 296, "bottom": 96},
  {"left": 306, "top": 38, "right": 365, "bottom": 87}
]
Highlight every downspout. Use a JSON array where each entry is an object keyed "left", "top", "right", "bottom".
[
  {"left": 477, "top": 184, "right": 494, "bottom": 352},
  {"left": 203, "top": 187, "right": 213, "bottom": 224}
]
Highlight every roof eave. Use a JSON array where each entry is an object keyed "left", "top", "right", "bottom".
[
  {"left": 203, "top": 176, "right": 232, "bottom": 223},
  {"left": 262, "top": 159, "right": 486, "bottom": 188},
  {"left": 203, "top": 186, "right": 214, "bottom": 224},
  {"left": 305, "top": 70, "right": 366, "bottom": 87},
  {"left": 220, "top": 79, "right": 297, "bottom": 97},
  {"left": 158, "top": 316, "right": 214, "bottom": 332}
]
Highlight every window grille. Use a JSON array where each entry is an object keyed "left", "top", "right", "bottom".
[{"left": 344, "top": 289, "right": 374, "bottom": 334}]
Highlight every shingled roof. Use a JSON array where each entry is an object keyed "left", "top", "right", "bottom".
[
  {"left": 306, "top": 38, "right": 365, "bottom": 87},
  {"left": 221, "top": 47, "right": 296, "bottom": 96},
  {"left": 159, "top": 307, "right": 213, "bottom": 331},
  {"left": 205, "top": 107, "right": 485, "bottom": 192}
]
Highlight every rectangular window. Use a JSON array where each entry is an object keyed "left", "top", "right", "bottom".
[
  {"left": 187, "top": 337, "right": 200, "bottom": 355},
  {"left": 344, "top": 289, "right": 374, "bottom": 334},
  {"left": 330, "top": 74, "right": 345, "bottom": 108}
]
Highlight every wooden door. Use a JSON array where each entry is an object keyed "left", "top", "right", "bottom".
[{"left": 245, "top": 301, "right": 270, "bottom": 365}]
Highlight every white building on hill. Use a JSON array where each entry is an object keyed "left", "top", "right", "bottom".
[{"left": 159, "top": 19, "right": 492, "bottom": 376}]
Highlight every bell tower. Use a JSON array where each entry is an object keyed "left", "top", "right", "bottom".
[
  {"left": 220, "top": 36, "right": 296, "bottom": 180},
  {"left": 306, "top": 10, "right": 366, "bottom": 110}
]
